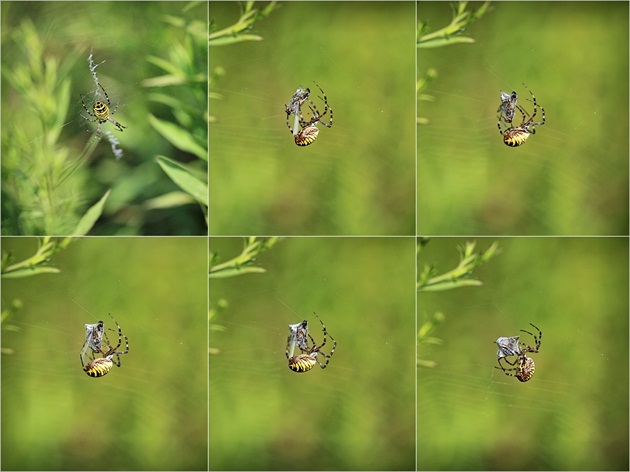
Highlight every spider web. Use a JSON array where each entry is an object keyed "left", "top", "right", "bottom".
[
  {"left": 418, "top": 282, "right": 626, "bottom": 470},
  {"left": 209, "top": 237, "right": 417, "bottom": 471}
]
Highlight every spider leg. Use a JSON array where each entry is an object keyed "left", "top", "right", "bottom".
[
  {"left": 80, "top": 340, "right": 90, "bottom": 368},
  {"left": 495, "top": 357, "right": 517, "bottom": 374},
  {"left": 313, "top": 312, "right": 336, "bottom": 361},
  {"left": 498, "top": 355, "right": 518, "bottom": 367},
  {"left": 497, "top": 120, "right": 505, "bottom": 135},
  {"left": 313, "top": 350, "right": 332, "bottom": 369},
  {"left": 97, "top": 82, "right": 110, "bottom": 108},
  {"left": 105, "top": 313, "right": 129, "bottom": 367},
  {"left": 515, "top": 104, "right": 529, "bottom": 120},
  {"left": 108, "top": 117, "right": 126, "bottom": 132}
]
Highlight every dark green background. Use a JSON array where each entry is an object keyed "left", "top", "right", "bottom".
[
  {"left": 418, "top": 237, "right": 629, "bottom": 470},
  {"left": 418, "top": 2, "right": 629, "bottom": 235},
  {"left": 1, "top": 237, "right": 207, "bottom": 471},
  {"left": 209, "top": 237, "right": 416, "bottom": 470},
  {"left": 210, "top": 2, "right": 416, "bottom": 235}
]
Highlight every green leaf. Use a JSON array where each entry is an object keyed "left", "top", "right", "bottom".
[
  {"left": 209, "top": 34, "right": 263, "bottom": 46},
  {"left": 142, "top": 75, "right": 189, "bottom": 87},
  {"left": 146, "top": 55, "right": 182, "bottom": 76},
  {"left": 148, "top": 114, "right": 207, "bottom": 160},
  {"left": 144, "top": 191, "right": 197, "bottom": 210},
  {"left": 71, "top": 190, "right": 111, "bottom": 236},
  {"left": 156, "top": 156, "right": 208, "bottom": 206},
  {"left": 417, "top": 36, "right": 475, "bottom": 48},
  {"left": 2, "top": 267, "right": 61, "bottom": 279},
  {"left": 209, "top": 266, "right": 266, "bottom": 278},
  {"left": 420, "top": 279, "right": 483, "bottom": 292}
]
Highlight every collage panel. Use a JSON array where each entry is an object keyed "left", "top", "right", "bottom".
[
  {"left": 417, "top": 237, "right": 629, "bottom": 470},
  {"left": 210, "top": 2, "right": 416, "bottom": 236},
  {"left": 418, "top": 2, "right": 629, "bottom": 235},
  {"left": 209, "top": 237, "right": 416, "bottom": 470},
  {"left": 1, "top": 237, "right": 208, "bottom": 471},
  {"left": 1, "top": 1, "right": 208, "bottom": 236}
]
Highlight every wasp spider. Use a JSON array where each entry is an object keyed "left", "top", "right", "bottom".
[
  {"left": 81, "top": 83, "right": 126, "bottom": 134},
  {"left": 82, "top": 313, "right": 129, "bottom": 378},
  {"left": 495, "top": 323, "right": 542, "bottom": 382},
  {"left": 286, "top": 81, "right": 333, "bottom": 147},
  {"left": 286, "top": 313, "right": 336, "bottom": 372},
  {"left": 497, "top": 84, "right": 545, "bottom": 147}
]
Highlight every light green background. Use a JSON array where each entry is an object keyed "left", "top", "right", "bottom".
[
  {"left": 210, "top": 237, "right": 416, "bottom": 470},
  {"left": 418, "top": 2, "right": 629, "bottom": 235},
  {"left": 1, "top": 237, "right": 208, "bottom": 471},
  {"left": 210, "top": 2, "right": 416, "bottom": 235},
  {"left": 418, "top": 237, "right": 629, "bottom": 470}
]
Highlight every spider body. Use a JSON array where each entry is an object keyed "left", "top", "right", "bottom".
[
  {"left": 286, "top": 312, "right": 336, "bottom": 372},
  {"left": 294, "top": 125, "right": 319, "bottom": 146},
  {"left": 514, "top": 355, "right": 536, "bottom": 382},
  {"left": 285, "top": 81, "right": 332, "bottom": 147},
  {"left": 82, "top": 313, "right": 129, "bottom": 378},
  {"left": 495, "top": 323, "right": 542, "bottom": 382},
  {"left": 497, "top": 84, "right": 545, "bottom": 147},
  {"left": 84, "top": 357, "right": 115, "bottom": 377},
  {"left": 288, "top": 354, "right": 318, "bottom": 373},
  {"left": 81, "top": 83, "right": 126, "bottom": 134},
  {"left": 497, "top": 90, "right": 518, "bottom": 124},
  {"left": 502, "top": 125, "right": 532, "bottom": 147}
]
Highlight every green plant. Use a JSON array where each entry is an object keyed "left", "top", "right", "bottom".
[
  {"left": 418, "top": 240, "right": 499, "bottom": 292},
  {"left": 1, "top": 236, "right": 73, "bottom": 278},
  {"left": 142, "top": 2, "right": 208, "bottom": 225},
  {"left": 209, "top": 237, "right": 282, "bottom": 355},
  {"left": 1, "top": 236, "right": 74, "bottom": 355},
  {"left": 1, "top": 20, "right": 109, "bottom": 235},
  {"left": 417, "top": 2, "right": 490, "bottom": 124},
  {"left": 209, "top": 236, "right": 282, "bottom": 278},
  {"left": 417, "top": 240, "right": 499, "bottom": 367},
  {"left": 209, "top": 1, "right": 278, "bottom": 46},
  {"left": 209, "top": 2, "right": 277, "bottom": 123}
]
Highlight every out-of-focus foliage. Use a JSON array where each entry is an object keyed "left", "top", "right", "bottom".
[
  {"left": 209, "top": 237, "right": 416, "bottom": 470},
  {"left": 209, "top": 236, "right": 281, "bottom": 278},
  {"left": 209, "top": 236, "right": 282, "bottom": 356},
  {"left": 209, "top": 2, "right": 415, "bottom": 235},
  {"left": 1, "top": 2, "right": 207, "bottom": 235},
  {"left": 417, "top": 2, "right": 490, "bottom": 124},
  {"left": 1, "top": 236, "right": 72, "bottom": 278},
  {"left": 417, "top": 2, "right": 628, "bottom": 235},
  {"left": 418, "top": 239, "right": 499, "bottom": 368},
  {"left": 418, "top": 237, "right": 628, "bottom": 470},
  {"left": 1, "top": 237, "right": 207, "bottom": 470}
]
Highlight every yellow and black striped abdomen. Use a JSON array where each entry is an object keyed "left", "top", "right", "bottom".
[
  {"left": 288, "top": 354, "right": 317, "bottom": 372},
  {"left": 503, "top": 128, "right": 530, "bottom": 147},
  {"left": 515, "top": 357, "right": 535, "bottom": 382},
  {"left": 295, "top": 126, "right": 319, "bottom": 147},
  {"left": 84, "top": 357, "right": 114, "bottom": 377},
  {"left": 93, "top": 101, "right": 110, "bottom": 122}
]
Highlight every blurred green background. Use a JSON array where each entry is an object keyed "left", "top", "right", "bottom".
[
  {"left": 418, "top": 2, "right": 629, "bottom": 235},
  {"left": 209, "top": 2, "right": 416, "bottom": 235},
  {"left": 418, "top": 237, "right": 629, "bottom": 470},
  {"left": 1, "top": 1, "right": 207, "bottom": 236},
  {"left": 1, "top": 237, "right": 207, "bottom": 470},
  {"left": 209, "top": 237, "right": 416, "bottom": 470}
]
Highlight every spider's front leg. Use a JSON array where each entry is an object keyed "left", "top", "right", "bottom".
[{"left": 109, "top": 118, "right": 127, "bottom": 132}]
